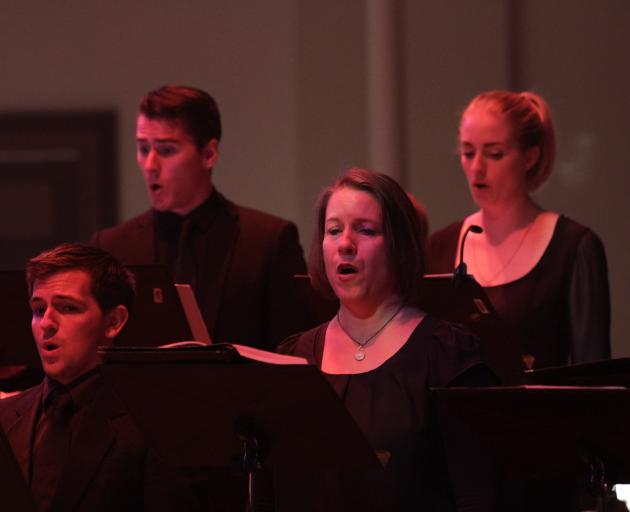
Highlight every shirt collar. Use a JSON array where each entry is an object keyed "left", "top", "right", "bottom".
[
  {"left": 42, "top": 369, "right": 101, "bottom": 411},
  {"left": 155, "top": 188, "right": 223, "bottom": 233}
]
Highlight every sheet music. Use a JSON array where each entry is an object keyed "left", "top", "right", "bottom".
[{"left": 174, "top": 284, "right": 212, "bottom": 344}]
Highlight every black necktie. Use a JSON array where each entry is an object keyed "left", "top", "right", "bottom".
[
  {"left": 31, "top": 388, "right": 74, "bottom": 511},
  {"left": 175, "top": 219, "right": 197, "bottom": 287}
]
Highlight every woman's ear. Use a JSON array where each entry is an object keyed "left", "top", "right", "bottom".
[
  {"left": 104, "top": 305, "right": 129, "bottom": 341},
  {"left": 525, "top": 146, "right": 541, "bottom": 172}
]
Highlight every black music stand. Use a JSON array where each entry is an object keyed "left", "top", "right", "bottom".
[
  {"left": 417, "top": 274, "right": 524, "bottom": 384},
  {"left": 98, "top": 346, "right": 383, "bottom": 512},
  {"left": 525, "top": 357, "right": 630, "bottom": 387},
  {"left": 0, "top": 423, "right": 35, "bottom": 511},
  {"left": 434, "top": 386, "right": 630, "bottom": 511}
]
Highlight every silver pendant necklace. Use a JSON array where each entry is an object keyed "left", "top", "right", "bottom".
[
  {"left": 473, "top": 219, "right": 535, "bottom": 286},
  {"left": 336, "top": 303, "right": 405, "bottom": 361}
]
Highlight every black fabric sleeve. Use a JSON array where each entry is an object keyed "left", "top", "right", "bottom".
[
  {"left": 275, "top": 325, "right": 324, "bottom": 366},
  {"left": 568, "top": 229, "right": 611, "bottom": 363},
  {"left": 276, "top": 331, "right": 302, "bottom": 356},
  {"left": 429, "top": 323, "right": 487, "bottom": 388}
]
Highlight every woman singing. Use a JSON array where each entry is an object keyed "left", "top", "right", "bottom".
[
  {"left": 280, "top": 168, "right": 497, "bottom": 511},
  {"left": 426, "top": 91, "right": 610, "bottom": 369}
]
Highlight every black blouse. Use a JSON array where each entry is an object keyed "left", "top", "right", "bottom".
[
  {"left": 426, "top": 215, "right": 610, "bottom": 369},
  {"left": 278, "top": 315, "right": 497, "bottom": 511}
]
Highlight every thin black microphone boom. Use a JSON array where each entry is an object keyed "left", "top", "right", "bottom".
[{"left": 453, "top": 224, "right": 483, "bottom": 287}]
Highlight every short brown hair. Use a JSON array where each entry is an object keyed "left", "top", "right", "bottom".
[
  {"left": 139, "top": 85, "right": 222, "bottom": 149},
  {"left": 309, "top": 168, "right": 424, "bottom": 301},
  {"left": 26, "top": 243, "right": 135, "bottom": 313},
  {"left": 461, "top": 90, "right": 556, "bottom": 190}
]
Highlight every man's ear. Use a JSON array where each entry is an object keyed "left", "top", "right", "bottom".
[
  {"left": 104, "top": 305, "right": 129, "bottom": 341},
  {"left": 202, "top": 138, "right": 219, "bottom": 171}
]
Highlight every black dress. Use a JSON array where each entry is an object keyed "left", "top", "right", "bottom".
[
  {"left": 425, "top": 216, "right": 610, "bottom": 369},
  {"left": 278, "top": 315, "right": 497, "bottom": 511}
]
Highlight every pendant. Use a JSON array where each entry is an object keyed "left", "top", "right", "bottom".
[{"left": 354, "top": 350, "right": 365, "bottom": 361}]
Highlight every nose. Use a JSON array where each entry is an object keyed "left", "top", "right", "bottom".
[
  {"left": 37, "top": 308, "right": 58, "bottom": 339},
  {"left": 338, "top": 229, "right": 356, "bottom": 255},
  {"left": 140, "top": 148, "right": 161, "bottom": 175},
  {"left": 470, "top": 153, "right": 486, "bottom": 176}
]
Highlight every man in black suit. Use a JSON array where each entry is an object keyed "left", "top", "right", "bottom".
[
  {"left": 91, "top": 85, "right": 312, "bottom": 350},
  {"left": 0, "top": 243, "right": 197, "bottom": 512}
]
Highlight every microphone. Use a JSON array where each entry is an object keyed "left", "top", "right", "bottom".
[{"left": 453, "top": 224, "right": 483, "bottom": 287}]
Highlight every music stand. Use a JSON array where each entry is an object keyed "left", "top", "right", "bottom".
[
  {"left": 98, "top": 346, "right": 382, "bottom": 512},
  {"left": 525, "top": 357, "right": 630, "bottom": 387},
  {"left": 0, "top": 422, "right": 35, "bottom": 511},
  {"left": 417, "top": 274, "right": 524, "bottom": 384},
  {"left": 434, "top": 386, "right": 630, "bottom": 510}
]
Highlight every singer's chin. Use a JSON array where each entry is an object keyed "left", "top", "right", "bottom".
[{"left": 470, "top": 190, "right": 490, "bottom": 206}]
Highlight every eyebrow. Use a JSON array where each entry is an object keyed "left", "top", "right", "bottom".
[
  {"left": 460, "top": 140, "right": 508, "bottom": 147},
  {"left": 136, "top": 136, "right": 182, "bottom": 143},
  {"left": 325, "top": 216, "right": 379, "bottom": 224},
  {"left": 30, "top": 294, "right": 82, "bottom": 305},
  {"left": 136, "top": 135, "right": 181, "bottom": 143}
]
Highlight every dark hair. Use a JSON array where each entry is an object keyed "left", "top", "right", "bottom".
[
  {"left": 139, "top": 85, "right": 222, "bottom": 149},
  {"left": 406, "top": 192, "right": 429, "bottom": 251},
  {"left": 461, "top": 90, "right": 555, "bottom": 190},
  {"left": 26, "top": 243, "right": 136, "bottom": 313},
  {"left": 309, "top": 168, "right": 424, "bottom": 301}
]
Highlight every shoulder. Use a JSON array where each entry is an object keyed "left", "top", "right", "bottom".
[
  {"left": 553, "top": 215, "right": 607, "bottom": 260},
  {"left": 420, "top": 316, "right": 486, "bottom": 387},
  {"left": 557, "top": 215, "right": 604, "bottom": 244},
  {"left": 428, "top": 220, "right": 464, "bottom": 245},
  {"left": 0, "top": 384, "right": 41, "bottom": 424},
  {"left": 90, "top": 210, "right": 155, "bottom": 263},
  {"left": 426, "top": 220, "right": 464, "bottom": 273},
  {"left": 277, "top": 323, "right": 327, "bottom": 363},
  {"left": 231, "top": 201, "right": 298, "bottom": 236},
  {"left": 423, "top": 316, "right": 480, "bottom": 354},
  {"left": 222, "top": 196, "right": 304, "bottom": 261},
  {"left": 91, "top": 210, "right": 153, "bottom": 244}
]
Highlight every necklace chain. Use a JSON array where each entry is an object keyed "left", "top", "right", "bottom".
[
  {"left": 473, "top": 219, "right": 535, "bottom": 286},
  {"left": 336, "top": 303, "right": 405, "bottom": 361}
]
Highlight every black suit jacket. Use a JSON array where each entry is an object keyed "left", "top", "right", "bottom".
[
  {"left": 0, "top": 379, "right": 196, "bottom": 512},
  {"left": 91, "top": 190, "right": 310, "bottom": 350}
]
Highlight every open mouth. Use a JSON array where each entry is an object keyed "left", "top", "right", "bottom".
[
  {"left": 44, "top": 343, "right": 59, "bottom": 352},
  {"left": 337, "top": 264, "right": 358, "bottom": 276},
  {"left": 150, "top": 184, "right": 162, "bottom": 191}
]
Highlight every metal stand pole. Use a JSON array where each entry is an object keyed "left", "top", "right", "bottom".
[{"left": 237, "top": 420, "right": 261, "bottom": 512}]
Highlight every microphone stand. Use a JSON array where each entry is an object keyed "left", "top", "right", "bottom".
[{"left": 453, "top": 224, "right": 483, "bottom": 288}]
